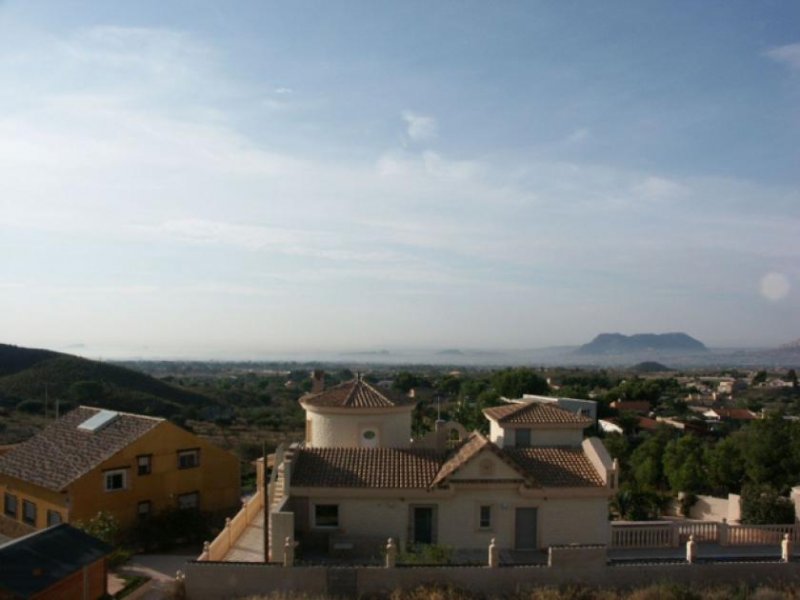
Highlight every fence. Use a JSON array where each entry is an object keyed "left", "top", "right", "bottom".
[
  {"left": 199, "top": 489, "right": 264, "bottom": 562},
  {"left": 611, "top": 520, "right": 799, "bottom": 549}
]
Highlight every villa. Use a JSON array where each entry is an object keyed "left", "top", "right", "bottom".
[{"left": 260, "top": 373, "right": 617, "bottom": 561}]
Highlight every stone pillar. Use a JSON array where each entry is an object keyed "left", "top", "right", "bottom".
[
  {"left": 283, "top": 536, "right": 296, "bottom": 567},
  {"left": 385, "top": 538, "right": 397, "bottom": 568},
  {"left": 718, "top": 518, "right": 728, "bottom": 546},
  {"left": 782, "top": 533, "right": 793, "bottom": 563},
  {"left": 488, "top": 538, "right": 499, "bottom": 568},
  {"left": 686, "top": 534, "right": 696, "bottom": 564},
  {"left": 671, "top": 522, "right": 681, "bottom": 548}
]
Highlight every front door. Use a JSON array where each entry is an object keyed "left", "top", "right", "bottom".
[
  {"left": 515, "top": 507, "right": 538, "bottom": 550},
  {"left": 412, "top": 506, "right": 435, "bottom": 544}
]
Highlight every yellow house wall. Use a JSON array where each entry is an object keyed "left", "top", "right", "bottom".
[
  {"left": 300, "top": 488, "right": 609, "bottom": 550},
  {"left": 0, "top": 475, "right": 68, "bottom": 530},
  {"left": 67, "top": 421, "right": 240, "bottom": 528}
]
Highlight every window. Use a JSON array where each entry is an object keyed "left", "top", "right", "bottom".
[
  {"left": 22, "top": 500, "right": 37, "bottom": 525},
  {"left": 177, "top": 449, "right": 200, "bottom": 470},
  {"left": 138, "top": 501, "right": 152, "bottom": 518},
  {"left": 479, "top": 505, "right": 492, "bottom": 529},
  {"left": 137, "top": 454, "right": 152, "bottom": 476},
  {"left": 3, "top": 493, "right": 17, "bottom": 518},
  {"left": 177, "top": 492, "right": 199, "bottom": 510},
  {"left": 515, "top": 428, "right": 531, "bottom": 447},
  {"left": 47, "top": 510, "right": 62, "bottom": 527},
  {"left": 104, "top": 469, "right": 127, "bottom": 492},
  {"left": 314, "top": 504, "right": 339, "bottom": 528}
]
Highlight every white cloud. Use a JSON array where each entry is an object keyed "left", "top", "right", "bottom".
[
  {"left": 765, "top": 43, "right": 800, "bottom": 71},
  {"left": 401, "top": 110, "right": 438, "bottom": 142},
  {"left": 632, "top": 176, "right": 688, "bottom": 200}
]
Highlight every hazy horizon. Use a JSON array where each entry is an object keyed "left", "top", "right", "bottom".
[{"left": 1, "top": 2, "right": 798, "bottom": 355}]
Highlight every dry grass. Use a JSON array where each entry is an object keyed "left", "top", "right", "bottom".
[{"left": 237, "top": 584, "right": 800, "bottom": 600}]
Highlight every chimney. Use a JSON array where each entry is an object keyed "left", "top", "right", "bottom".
[{"left": 311, "top": 370, "right": 325, "bottom": 394}]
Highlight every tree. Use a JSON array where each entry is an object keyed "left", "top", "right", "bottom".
[
  {"left": 663, "top": 435, "right": 705, "bottom": 494},
  {"left": 705, "top": 435, "right": 745, "bottom": 494},
  {"left": 490, "top": 368, "right": 549, "bottom": 398},
  {"left": 740, "top": 484, "right": 795, "bottom": 524},
  {"left": 786, "top": 369, "right": 798, "bottom": 389},
  {"left": 752, "top": 370, "right": 768, "bottom": 386},
  {"left": 75, "top": 511, "right": 120, "bottom": 545},
  {"left": 628, "top": 429, "right": 673, "bottom": 490}
]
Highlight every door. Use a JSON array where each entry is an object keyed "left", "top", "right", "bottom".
[
  {"left": 515, "top": 507, "right": 538, "bottom": 550},
  {"left": 412, "top": 506, "right": 435, "bottom": 544}
]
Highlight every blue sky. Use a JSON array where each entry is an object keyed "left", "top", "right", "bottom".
[{"left": 0, "top": 1, "right": 798, "bottom": 358}]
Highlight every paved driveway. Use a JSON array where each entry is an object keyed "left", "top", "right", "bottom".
[{"left": 118, "top": 554, "right": 197, "bottom": 600}]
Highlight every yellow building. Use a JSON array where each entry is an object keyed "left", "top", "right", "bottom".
[{"left": 0, "top": 406, "right": 240, "bottom": 536}]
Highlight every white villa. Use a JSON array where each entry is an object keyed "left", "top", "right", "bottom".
[{"left": 204, "top": 372, "right": 618, "bottom": 563}]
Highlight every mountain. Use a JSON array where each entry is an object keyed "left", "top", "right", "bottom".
[
  {"left": 630, "top": 361, "right": 673, "bottom": 373},
  {"left": 575, "top": 333, "right": 708, "bottom": 355},
  {"left": 0, "top": 343, "right": 222, "bottom": 418}
]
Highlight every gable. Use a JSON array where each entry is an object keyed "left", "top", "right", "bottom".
[{"left": 448, "top": 448, "right": 524, "bottom": 481}]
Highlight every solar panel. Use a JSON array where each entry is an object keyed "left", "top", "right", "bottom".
[{"left": 77, "top": 409, "right": 119, "bottom": 432}]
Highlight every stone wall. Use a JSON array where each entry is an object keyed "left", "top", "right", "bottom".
[{"left": 185, "top": 549, "right": 800, "bottom": 600}]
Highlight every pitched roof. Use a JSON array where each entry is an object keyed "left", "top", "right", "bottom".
[
  {"left": 710, "top": 407, "right": 757, "bottom": 420},
  {"left": 290, "top": 439, "right": 605, "bottom": 490},
  {"left": 291, "top": 447, "right": 443, "bottom": 488},
  {"left": 430, "top": 432, "right": 532, "bottom": 488},
  {"left": 483, "top": 402, "right": 592, "bottom": 426},
  {"left": 505, "top": 447, "right": 605, "bottom": 487},
  {"left": 300, "top": 378, "right": 415, "bottom": 409},
  {"left": 0, "top": 406, "right": 162, "bottom": 491},
  {"left": 0, "top": 524, "right": 111, "bottom": 598}
]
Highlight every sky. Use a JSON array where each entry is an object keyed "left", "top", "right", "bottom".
[{"left": 0, "top": 1, "right": 799, "bottom": 359}]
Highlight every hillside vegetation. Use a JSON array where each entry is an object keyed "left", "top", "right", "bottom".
[{"left": 0, "top": 343, "right": 223, "bottom": 418}]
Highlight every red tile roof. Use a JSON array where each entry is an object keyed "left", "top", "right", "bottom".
[
  {"left": 290, "top": 447, "right": 442, "bottom": 488},
  {"left": 290, "top": 439, "right": 605, "bottom": 490},
  {"left": 505, "top": 447, "right": 605, "bottom": 487},
  {"left": 300, "top": 379, "right": 415, "bottom": 409},
  {"left": 483, "top": 402, "right": 592, "bottom": 426},
  {"left": 0, "top": 407, "right": 162, "bottom": 491}
]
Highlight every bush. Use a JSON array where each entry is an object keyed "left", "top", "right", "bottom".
[{"left": 740, "top": 484, "right": 796, "bottom": 524}]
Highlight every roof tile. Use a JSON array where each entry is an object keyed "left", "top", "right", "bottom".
[
  {"left": 0, "top": 406, "right": 162, "bottom": 491},
  {"left": 484, "top": 402, "right": 592, "bottom": 426},
  {"left": 301, "top": 379, "right": 414, "bottom": 409}
]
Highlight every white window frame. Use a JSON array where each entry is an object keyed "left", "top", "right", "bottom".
[
  {"left": 313, "top": 503, "right": 340, "bottom": 529},
  {"left": 104, "top": 468, "right": 128, "bottom": 492},
  {"left": 177, "top": 492, "right": 199, "bottom": 510},
  {"left": 479, "top": 504, "right": 492, "bottom": 530},
  {"left": 177, "top": 449, "right": 200, "bottom": 470},
  {"left": 137, "top": 454, "right": 152, "bottom": 476}
]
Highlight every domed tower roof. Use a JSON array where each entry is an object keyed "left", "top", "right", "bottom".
[{"left": 300, "top": 378, "right": 415, "bottom": 410}]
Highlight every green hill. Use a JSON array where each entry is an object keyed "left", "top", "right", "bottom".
[{"left": 0, "top": 343, "right": 223, "bottom": 418}]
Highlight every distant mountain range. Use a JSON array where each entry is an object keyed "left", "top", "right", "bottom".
[{"left": 574, "top": 333, "right": 708, "bottom": 356}]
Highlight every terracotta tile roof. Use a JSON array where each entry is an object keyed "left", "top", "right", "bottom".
[
  {"left": 610, "top": 401, "right": 651, "bottom": 414},
  {"left": 300, "top": 378, "right": 415, "bottom": 409},
  {"left": 290, "top": 447, "right": 443, "bottom": 488},
  {"left": 712, "top": 407, "right": 757, "bottom": 420},
  {"left": 0, "top": 406, "right": 162, "bottom": 491},
  {"left": 430, "top": 432, "right": 531, "bottom": 487},
  {"left": 505, "top": 447, "right": 605, "bottom": 487},
  {"left": 483, "top": 402, "right": 592, "bottom": 426},
  {"left": 291, "top": 439, "right": 605, "bottom": 490}
]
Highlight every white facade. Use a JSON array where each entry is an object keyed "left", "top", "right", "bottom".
[{"left": 303, "top": 405, "right": 413, "bottom": 448}]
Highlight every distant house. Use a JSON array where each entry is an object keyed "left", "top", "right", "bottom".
[
  {"left": 0, "top": 524, "right": 111, "bottom": 600},
  {"left": 609, "top": 400, "right": 651, "bottom": 415},
  {"left": 502, "top": 394, "right": 598, "bottom": 423},
  {"left": 703, "top": 407, "right": 758, "bottom": 422},
  {"left": 0, "top": 406, "right": 240, "bottom": 537}
]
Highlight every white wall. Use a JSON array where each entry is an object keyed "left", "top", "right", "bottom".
[
  {"left": 307, "top": 410, "right": 412, "bottom": 448},
  {"left": 303, "top": 491, "right": 610, "bottom": 550}
]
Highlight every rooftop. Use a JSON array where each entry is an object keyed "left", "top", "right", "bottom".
[
  {"left": 483, "top": 402, "right": 592, "bottom": 426},
  {"left": 300, "top": 378, "right": 416, "bottom": 409},
  {"left": 0, "top": 406, "right": 162, "bottom": 491},
  {"left": 290, "top": 434, "right": 605, "bottom": 490},
  {"left": 0, "top": 524, "right": 111, "bottom": 598}
]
